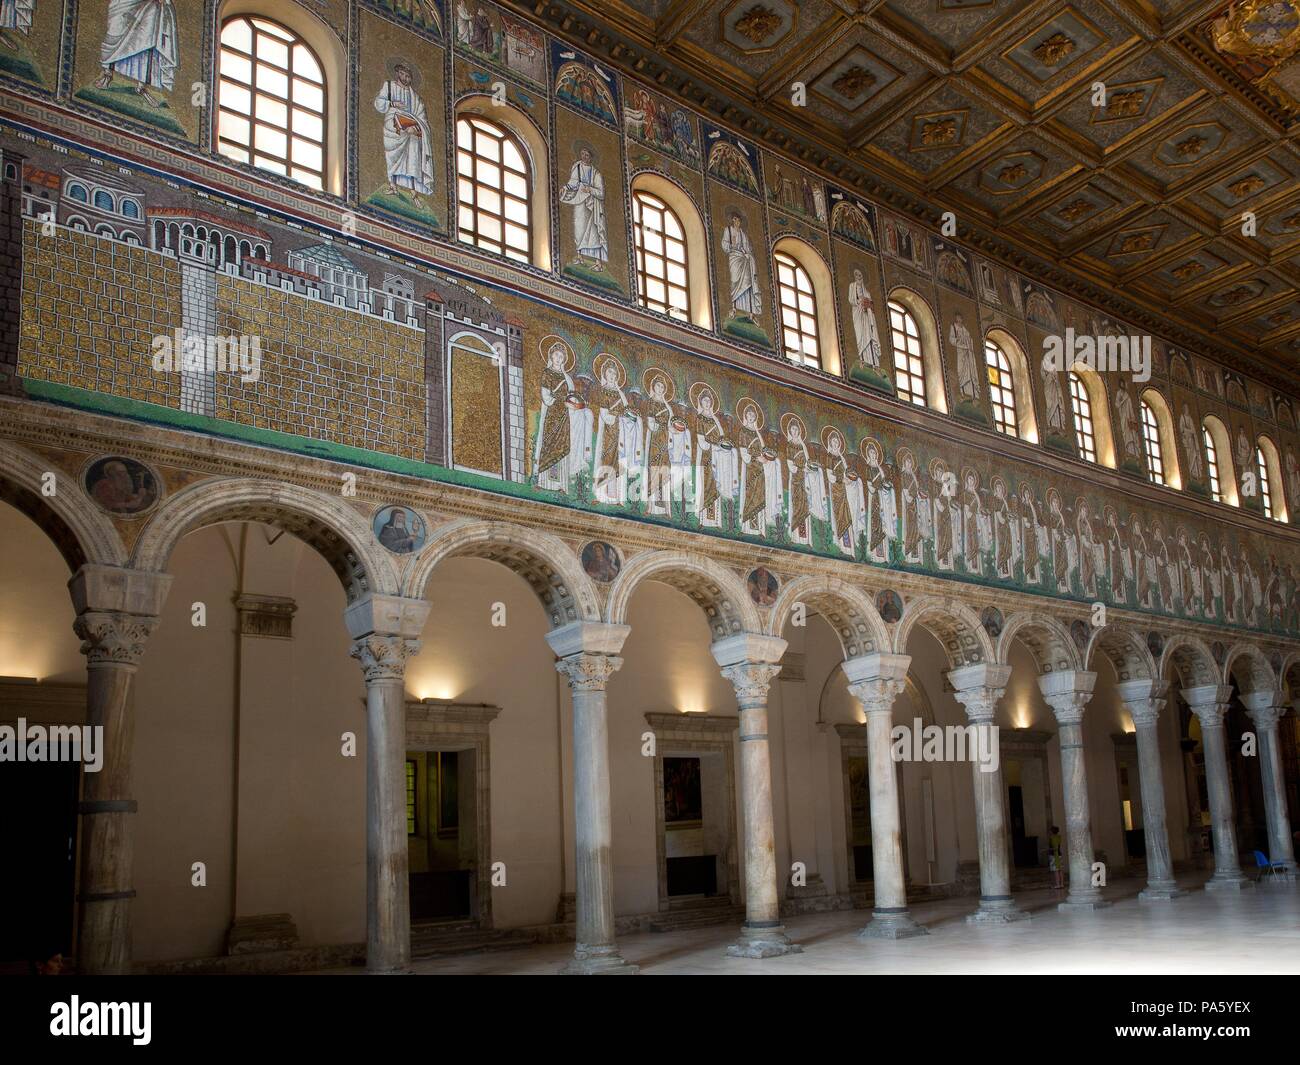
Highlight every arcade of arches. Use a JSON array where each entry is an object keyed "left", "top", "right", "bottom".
[{"left": 1, "top": 408, "right": 1298, "bottom": 974}]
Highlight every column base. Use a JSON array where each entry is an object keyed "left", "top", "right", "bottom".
[
  {"left": 1138, "top": 881, "right": 1188, "bottom": 901},
  {"left": 562, "top": 945, "right": 639, "bottom": 975},
  {"left": 1204, "top": 873, "right": 1252, "bottom": 892},
  {"left": 726, "top": 922, "right": 802, "bottom": 959},
  {"left": 1058, "top": 894, "right": 1111, "bottom": 912},
  {"left": 966, "top": 897, "right": 1030, "bottom": 924},
  {"left": 1256, "top": 866, "right": 1299, "bottom": 883},
  {"left": 859, "top": 908, "right": 928, "bottom": 939}
]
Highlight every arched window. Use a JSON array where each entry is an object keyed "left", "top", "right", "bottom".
[
  {"left": 1256, "top": 435, "right": 1287, "bottom": 521},
  {"left": 1068, "top": 364, "right": 1116, "bottom": 467},
  {"left": 1139, "top": 398, "right": 1165, "bottom": 485},
  {"left": 889, "top": 299, "right": 927, "bottom": 407},
  {"left": 629, "top": 174, "right": 709, "bottom": 327},
  {"left": 984, "top": 338, "right": 1017, "bottom": 437},
  {"left": 887, "top": 289, "right": 947, "bottom": 413},
  {"left": 774, "top": 249, "right": 820, "bottom": 369},
  {"left": 1201, "top": 416, "right": 1238, "bottom": 506},
  {"left": 1257, "top": 446, "right": 1273, "bottom": 518},
  {"left": 632, "top": 188, "right": 689, "bottom": 322},
  {"left": 217, "top": 16, "right": 326, "bottom": 190},
  {"left": 455, "top": 114, "right": 531, "bottom": 263},
  {"left": 1138, "top": 388, "right": 1180, "bottom": 489},
  {"left": 1069, "top": 371, "right": 1097, "bottom": 463},
  {"left": 1203, "top": 427, "right": 1224, "bottom": 503}
]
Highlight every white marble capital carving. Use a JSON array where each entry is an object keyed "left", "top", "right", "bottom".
[
  {"left": 73, "top": 611, "right": 159, "bottom": 668},
  {"left": 555, "top": 652, "right": 623, "bottom": 692},
  {"left": 1039, "top": 670, "right": 1097, "bottom": 724},
  {"left": 350, "top": 634, "right": 419, "bottom": 683}
]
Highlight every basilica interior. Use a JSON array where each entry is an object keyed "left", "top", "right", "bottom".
[{"left": 2, "top": 0, "right": 1300, "bottom": 979}]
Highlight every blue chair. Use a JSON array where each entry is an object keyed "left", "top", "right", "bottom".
[{"left": 1253, "top": 850, "right": 1289, "bottom": 879}]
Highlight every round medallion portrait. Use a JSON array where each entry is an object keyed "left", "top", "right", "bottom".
[
  {"left": 83, "top": 456, "right": 160, "bottom": 516},
  {"left": 580, "top": 540, "right": 622, "bottom": 583},
  {"left": 373, "top": 505, "right": 427, "bottom": 555}
]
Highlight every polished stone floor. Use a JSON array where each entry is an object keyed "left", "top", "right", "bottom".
[{"left": 329, "top": 872, "right": 1300, "bottom": 975}]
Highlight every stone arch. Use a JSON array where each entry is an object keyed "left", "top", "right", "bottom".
[
  {"left": 604, "top": 549, "right": 760, "bottom": 641},
  {"left": 1158, "top": 632, "right": 1219, "bottom": 689},
  {"left": 131, "top": 477, "right": 396, "bottom": 601},
  {"left": 893, "top": 595, "right": 993, "bottom": 668},
  {"left": 0, "top": 440, "right": 127, "bottom": 570},
  {"left": 1222, "top": 641, "right": 1277, "bottom": 696},
  {"left": 403, "top": 518, "right": 600, "bottom": 629},
  {"left": 765, "top": 574, "right": 889, "bottom": 660},
  {"left": 996, "top": 611, "right": 1083, "bottom": 674},
  {"left": 1084, "top": 624, "right": 1157, "bottom": 682},
  {"left": 1278, "top": 650, "right": 1300, "bottom": 700}
]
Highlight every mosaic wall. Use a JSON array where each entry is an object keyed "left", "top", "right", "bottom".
[{"left": 3, "top": 0, "right": 1300, "bottom": 642}]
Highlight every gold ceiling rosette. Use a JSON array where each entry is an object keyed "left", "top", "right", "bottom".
[{"left": 1211, "top": 0, "right": 1300, "bottom": 105}]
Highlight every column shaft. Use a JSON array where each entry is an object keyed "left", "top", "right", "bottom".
[
  {"left": 949, "top": 668, "right": 1027, "bottom": 924},
  {"left": 1055, "top": 718, "right": 1103, "bottom": 907},
  {"left": 1248, "top": 708, "right": 1298, "bottom": 877},
  {"left": 76, "top": 658, "right": 140, "bottom": 974},
  {"left": 843, "top": 660, "right": 928, "bottom": 939},
  {"left": 73, "top": 608, "right": 157, "bottom": 975},
  {"left": 1133, "top": 718, "right": 1180, "bottom": 898},
  {"left": 1186, "top": 696, "right": 1248, "bottom": 891}
]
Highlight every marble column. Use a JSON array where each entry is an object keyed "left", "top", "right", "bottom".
[
  {"left": 69, "top": 565, "right": 170, "bottom": 975},
  {"left": 843, "top": 653, "right": 926, "bottom": 939},
  {"left": 948, "top": 663, "right": 1028, "bottom": 923},
  {"left": 545, "top": 621, "right": 637, "bottom": 975},
  {"left": 1039, "top": 670, "right": 1110, "bottom": 911},
  {"left": 1116, "top": 680, "right": 1184, "bottom": 900},
  {"left": 1241, "top": 690, "right": 1299, "bottom": 880},
  {"left": 346, "top": 594, "right": 430, "bottom": 973},
  {"left": 712, "top": 633, "right": 801, "bottom": 958},
  {"left": 1183, "top": 685, "right": 1250, "bottom": 891}
]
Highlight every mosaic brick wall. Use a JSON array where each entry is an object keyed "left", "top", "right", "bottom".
[
  {"left": 214, "top": 276, "right": 426, "bottom": 461},
  {"left": 19, "top": 222, "right": 182, "bottom": 407}
]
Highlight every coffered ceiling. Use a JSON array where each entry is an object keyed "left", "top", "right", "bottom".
[{"left": 510, "top": 0, "right": 1300, "bottom": 391}]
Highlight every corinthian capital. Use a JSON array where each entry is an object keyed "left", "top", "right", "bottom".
[
  {"left": 720, "top": 661, "right": 783, "bottom": 709},
  {"left": 1125, "top": 698, "right": 1164, "bottom": 730},
  {"left": 847, "top": 677, "right": 906, "bottom": 716},
  {"left": 1043, "top": 691, "right": 1091, "bottom": 726},
  {"left": 555, "top": 652, "right": 622, "bottom": 692},
  {"left": 1246, "top": 704, "right": 1282, "bottom": 731},
  {"left": 952, "top": 686, "right": 1004, "bottom": 725},
  {"left": 350, "top": 634, "right": 419, "bottom": 683},
  {"left": 73, "top": 611, "right": 158, "bottom": 667}
]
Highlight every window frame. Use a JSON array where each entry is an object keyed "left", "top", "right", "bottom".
[
  {"left": 1139, "top": 398, "right": 1165, "bottom": 485},
  {"left": 774, "top": 248, "right": 822, "bottom": 370},
  {"left": 455, "top": 113, "right": 533, "bottom": 265},
  {"left": 216, "top": 14, "right": 328, "bottom": 191},
  {"left": 1069, "top": 370, "right": 1097, "bottom": 463},
  {"left": 888, "top": 298, "right": 928, "bottom": 408},
  {"left": 632, "top": 187, "right": 691, "bottom": 322},
  {"left": 984, "top": 337, "right": 1018, "bottom": 438},
  {"left": 1204, "top": 426, "right": 1224, "bottom": 503}
]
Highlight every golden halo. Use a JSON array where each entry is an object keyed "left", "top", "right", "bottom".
[
  {"left": 735, "top": 396, "right": 764, "bottom": 429},
  {"left": 642, "top": 366, "right": 676, "bottom": 401},
  {"left": 592, "top": 351, "right": 625, "bottom": 387},
  {"left": 688, "top": 380, "right": 719, "bottom": 410},
  {"left": 539, "top": 335, "right": 576, "bottom": 372},
  {"left": 779, "top": 411, "right": 808, "bottom": 439},
  {"left": 852, "top": 432, "right": 878, "bottom": 459}
]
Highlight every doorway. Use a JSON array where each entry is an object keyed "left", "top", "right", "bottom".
[
  {"left": 405, "top": 700, "right": 499, "bottom": 928},
  {"left": 407, "top": 749, "right": 476, "bottom": 921},
  {"left": 646, "top": 713, "right": 740, "bottom": 910},
  {"left": 0, "top": 759, "right": 79, "bottom": 970}
]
